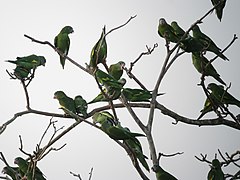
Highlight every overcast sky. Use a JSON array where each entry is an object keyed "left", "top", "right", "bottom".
[{"left": 1, "top": 0, "right": 240, "bottom": 179}]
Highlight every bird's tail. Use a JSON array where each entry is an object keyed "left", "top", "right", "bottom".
[{"left": 5, "top": 60, "right": 16, "bottom": 64}]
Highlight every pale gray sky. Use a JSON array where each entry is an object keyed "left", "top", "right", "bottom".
[{"left": 1, "top": 0, "right": 240, "bottom": 179}]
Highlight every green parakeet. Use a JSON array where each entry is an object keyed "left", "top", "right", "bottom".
[
  {"left": 124, "top": 129, "right": 149, "bottom": 172},
  {"left": 158, "top": 18, "right": 180, "bottom": 43},
  {"left": 109, "top": 61, "right": 125, "bottom": 80},
  {"left": 6, "top": 54, "right": 46, "bottom": 70},
  {"left": 207, "top": 159, "right": 224, "bottom": 180},
  {"left": 74, "top": 95, "right": 88, "bottom": 117},
  {"left": 197, "top": 93, "right": 219, "bottom": 120},
  {"left": 122, "top": 88, "right": 164, "bottom": 102},
  {"left": 211, "top": 0, "right": 227, "bottom": 21},
  {"left": 170, "top": 21, "right": 186, "bottom": 38},
  {"left": 192, "top": 25, "right": 229, "bottom": 61},
  {"left": 54, "top": 26, "right": 74, "bottom": 69},
  {"left": 192, "top": 52, "right": 226, "bottom": 85},
  {"left": 95, "top": 69, "right": 124, "bottom": 89},
  {"left": 89, "top": 26, "right": 108, "bottom": 71},
  {"left": 14, "top": 157, "right": 46, "bottom": 180},
  {"left": 207, "top": 83, "right": 240, "bottom": 108},
  {"left": 2, "top": 166, "right": 21, "bottom": 180},
  {"left": 54, "top": 91, "right": 76, "bottom": 114},
  {"left": 92, "top": 111, "right": 145, "bottom": 140},
  {"left": 152, "top": 165, "right": 178, "bottom": 180},
  {"left": 88, "top": 78, "right": 126, "bottom": 104}
]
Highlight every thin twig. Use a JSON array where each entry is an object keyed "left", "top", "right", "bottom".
[
  {"left": 88, "top": 167, "right": 93, "bottom": 180},
  {"left": 106, "top": 15, "right": 137, "bottom": 36}
]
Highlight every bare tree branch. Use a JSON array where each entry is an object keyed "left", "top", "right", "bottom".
[{"left": 106, "top": 15, "right": 137, "bottom": 36}]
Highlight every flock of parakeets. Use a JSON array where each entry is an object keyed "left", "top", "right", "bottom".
[
  {"left": 158, "top": 3, "right": 240, "bottom": 120},
  {"left": 2, "top": 157, "right": 46, "bottom": 180},
  {"left": 53, "top": 27, "right": 164, "bottom": 116},
  {"left": 4, "top": 1, "right": 233, "bottom": 179}
]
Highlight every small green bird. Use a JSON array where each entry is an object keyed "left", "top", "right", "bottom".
[
  {"left": 2, "top": 166, "right": 21, "bottom": 180},
  {"left": 170, "top": 21, "right": 186, "bottom": 38},
  {"left": 6, "top": 54, "right": 46, "bottom": 70},
  {"left": 158, "top": 18, "right": 180, "bottom": 43},
  {"left": 54, "top": 26, "right": 74, "bottom": 69},
  {"left": 197, "top": 93, "right": 219, "bottom": 120},
  {"left": 88, "top": 78, "right": 126, "bottom": 104},
  {"left": 192, "top": 52, "right": 226, "bottom": 85},
  {"left": 14, "top": 157, "right": 46, "bottom": 180},
  {"left": 74, "top": 95, "right": 88, "bottom": 117},
  {"left": 211, "top": 0, "right": 227, "bottom": 22},
  {"left": 95, "top": 69, "right": 124, "bottom": 89},
  {"left": 92, "top": 111, "right": 145, "bottom": 140},
  {"left": 54, "top": 91, "right": 76, "bottom": 114},
  {"left": 89, "top": 26, "right": 108, "bottom": 71},
  {"left": 109, "top": 61, "right": 125, "bottom": 80},
  {"left": 124, "top": 129, "right": 149, "bottom": 172},
  {"left": 207, "top": 83, "right": 240, "bottom": 108},
  {"left": 192, "top": 25, "right": 228, "bottom": 61},
  {"left": 207, "top": 159, "right": 224, "bottom": 180},
  {"left": 122, "top": 88, "right": 164, "bottom": 102},
  {"left": 152, "top": 165, "right": 178, "bottom": 180}
]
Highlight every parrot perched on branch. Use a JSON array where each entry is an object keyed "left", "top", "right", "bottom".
[
  {"left": 158, "top": 18, "right": 180, "bottom": 43},
  {"left": 207, "top": 159, "right": 224, "bottom": 180},
  {"left": 192, "top": 25, "right": 229, "bottom": 61},
  {"left": 109, "top": 61, "right": 125, "bottom": 80},
  {"left": 2, "top": 166, "right": 22, "bottom": 180},
  {"left": 54, "top": 26, "right": 74, "bottom": 69},
  {"left": 92, "top": 111, "right": 145, "bottom": 140},
  {"left": 192, "top": 52, "right": 226, "bottom": 85},
  {"left": 89, "top": 26, "right": 108, "bottom": 71},
  {"left": 14, "top": 157, "right": 46, "bottom": 180},
  {"left": 74, "top": 95, "right": 88, "bottom": 117},
  {"left": 122, "top": 88, "right": 164, "bottom": 102},
  {"left": 54, "top": 91, "right": 76, "bottom": 114},
  {"left": 6, "top": 54, "right": 46, "bottom": 70},
  {"left": 207, "top": 83, "right": 240, "bottom": 108},
  {"left": 124, "top": 129, "right": 149, "bottom": 172}
]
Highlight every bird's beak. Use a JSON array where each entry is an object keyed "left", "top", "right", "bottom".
[
  {"left": 14, "top": 159, "right": 18, "bottom": 164},
  {"left": 53, "top": 95, "right": 57, "bottom": 99}
]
